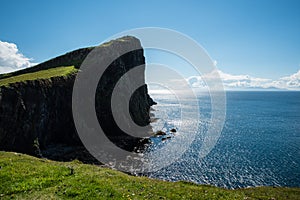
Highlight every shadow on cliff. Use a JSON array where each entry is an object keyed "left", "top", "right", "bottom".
[{"left": 0, "top": 36, "right": 156, "bottom": 164}]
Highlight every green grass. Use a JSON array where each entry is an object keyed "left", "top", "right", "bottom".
[
  {"left": 0, "top": 66, "right": 77, "bottom": 87},
  {"left": 0, "top": 152, "right": 299, "bottom": 199}
]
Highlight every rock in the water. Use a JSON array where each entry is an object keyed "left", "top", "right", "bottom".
[
  {"left": 170, "top": 128, "right": 177, "bottom": 133},
  {"left": 161, "top": 136, "right": 172, "bottom": 142},
  {"left": 154, "top": 130, "right": 166, "bottom": 136}
]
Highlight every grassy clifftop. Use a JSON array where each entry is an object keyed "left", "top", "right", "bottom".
[
  {"left": 0, "top": 66, "right": 77, "bottom": 87},
  {"left": 0, "top": 152, "right": 299, "bottom": 200}
]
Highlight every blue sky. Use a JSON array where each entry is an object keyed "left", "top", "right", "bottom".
[{"left": 0, "top": 0, "right": 300, "bottom": 89}]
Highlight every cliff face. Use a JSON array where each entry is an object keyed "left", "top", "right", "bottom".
[
  {"left": 0, "top": 76, "right": 77, "bottom": 154},
  {"left": 0, "top": 36, "right": 155, "bottom": 162}
]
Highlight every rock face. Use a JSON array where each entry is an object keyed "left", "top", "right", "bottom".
[{"left": 0, "top": 36, "right": 155, "bottom": 163}]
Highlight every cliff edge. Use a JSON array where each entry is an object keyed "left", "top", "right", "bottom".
[{"left": 0, "top": 36, "right": 155, "bottom": 163}]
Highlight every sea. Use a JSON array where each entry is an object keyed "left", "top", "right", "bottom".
[{"left": 146, "top": 91, "right": 300, "bottom": 189}]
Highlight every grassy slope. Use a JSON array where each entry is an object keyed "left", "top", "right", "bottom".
[
  {"left": 0, "top": 66, "right": 77, "bottom": 87},
  {"left": 0, "top": 152, "right": 299, "bottom": 200}
]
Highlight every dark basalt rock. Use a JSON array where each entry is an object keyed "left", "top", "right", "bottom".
[
  {"left": 170, "top": 128, "right": 177, "bottom": 133},
  {"left": 0, "top": 36, "right": 155, "bottom": 163},
  {"left": 154, "top": 130, "right": 167, "bottom": 136}
]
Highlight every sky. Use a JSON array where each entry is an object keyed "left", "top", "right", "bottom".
[{"left": 0, "top": 0, "right": 300, "bottom": 90}]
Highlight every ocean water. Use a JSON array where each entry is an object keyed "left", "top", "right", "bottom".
[{"left": 147, "top": 91, "right": 300, "bottom": 189}]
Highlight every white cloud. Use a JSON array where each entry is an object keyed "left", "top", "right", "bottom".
[
  {"left": 0, "top": 40, "right": 36, "bottom": 74},
  {"left": 186, "top": 69, "right": 300, "bottom": 91},
  {"left": 213, "top": 60, "right": 217, "bottom": 67},
  {"left": 278, "top": 70, "right": 300, "bottom": 88}
]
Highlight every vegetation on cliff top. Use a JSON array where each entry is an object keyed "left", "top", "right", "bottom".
[
  {"left": 0, "top": 66, "right": 77, "bottom": 87},
  {"left": 0, "top": 36, "right": 140, "bottom": 87},
  {"left": 0, "top": 36, "right": 138, "bottom": 81},
  {"left": 0, "top": 151, "right": 299, "bottom": 199}
]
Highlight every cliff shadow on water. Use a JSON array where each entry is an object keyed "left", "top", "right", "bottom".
[{"left": 0, "top": 36, "right": 156, "bottom": 164}]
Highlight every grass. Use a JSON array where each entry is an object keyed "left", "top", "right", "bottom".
[
  {"left": 0, "top": 152, "right": 299, "bottom": 199},
  {"left": 0, "top": 66, "right": 77, "bottom": 87}
]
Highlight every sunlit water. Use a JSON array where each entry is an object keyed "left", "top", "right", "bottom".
[{"left": 146, "top": 91, "right": 300, "bottom": 189}]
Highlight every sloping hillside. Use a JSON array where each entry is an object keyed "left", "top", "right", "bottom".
[{"left": 0, "top": 151, "right": 299, "bottom": 200}]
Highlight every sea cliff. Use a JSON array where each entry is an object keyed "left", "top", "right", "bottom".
[{"left": 0, "top": 36, "right": 155, "bottom": 163}]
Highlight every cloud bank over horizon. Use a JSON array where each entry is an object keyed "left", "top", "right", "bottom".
[
  {"left": 187, "top": 69, "right": 300, "bottom": 91},
  {"left": 1, "top": 40, "right": 299, "bottom": 91},
  {"left": 0, "top": 40, "right": 36, "bottom": 74}
]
